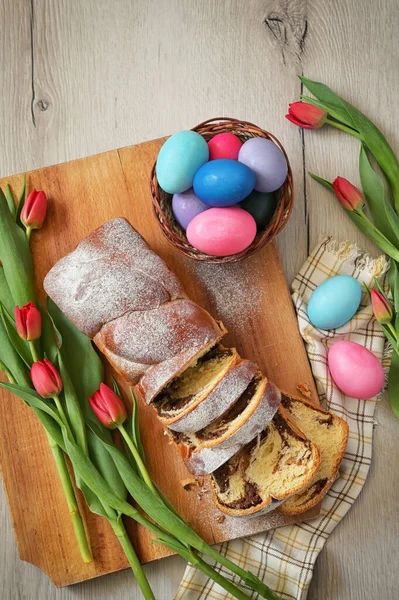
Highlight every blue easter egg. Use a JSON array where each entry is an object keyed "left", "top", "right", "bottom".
[
  {"left": 193, "top": 159, "right": 256, "bottom": 207},
  {"left": 308, "top": 275, "right": 362, "bottom": 330},
  {"left": 156, "top": 131, "right": 209, "bottom": 194}
]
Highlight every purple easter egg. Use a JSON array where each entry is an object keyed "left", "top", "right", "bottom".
[
  {"left": 238, "top": 138, "right": 287, "bottom": 193},
  {"left": 172, "top": 188, "right": 209, "bottom": 230}
]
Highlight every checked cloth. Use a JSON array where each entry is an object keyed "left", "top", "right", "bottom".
[{"left": 175, "top": 237, "right": 390, "bottom": 600}]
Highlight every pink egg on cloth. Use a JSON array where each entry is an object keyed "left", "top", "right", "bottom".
[
  {"left": 208, "top": 133, "right": 243, "bottom": 161},
  {"left": 172, "top": 188, "right": 209, "bottom": 230},
  {"left": 186, "top": 207, "right": 257, "bottom": 257},
  {"left": 328, "top": 341, "right": 384, "bottom": 399}
]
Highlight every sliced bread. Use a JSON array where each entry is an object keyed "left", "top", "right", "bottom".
[
  {"left": 210, "top": 406, "right": 321, "bottom": 517},
  {"left": 277, "top": 394, "right": 349, "bottom": 515},
  {"left": 154, "top": 346, "right": 239, "bottom": 427},
  {"left": 171, "top": 375, "right": 281, "bottom": 475}
]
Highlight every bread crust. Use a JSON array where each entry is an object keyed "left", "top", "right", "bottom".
[{"left": 277, "top": 393, "right": 349, "bottom": 516}]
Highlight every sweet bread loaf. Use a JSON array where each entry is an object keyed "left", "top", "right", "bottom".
[
  {"left": 210, "top": 407, "right": 320, "bottom": 516},
  {"left": 277, "top": 394, "right": 348, "bottom": 515},
  {"left": 171, "top": 375, "right": 281, "bottom": 475}
]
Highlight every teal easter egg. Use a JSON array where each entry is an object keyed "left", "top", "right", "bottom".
[
  {"left": 308, "top": 275, "right": 362, "bottom": 330},
  {"left": 156, "top": 131, "right": 209, "bottom": 194},
  {"left": 238, "top": 191, "right": 277, "bottom": 230}
]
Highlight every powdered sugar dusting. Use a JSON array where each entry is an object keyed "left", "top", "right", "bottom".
[{"left": 44, "top": 218, "right": 185, "bottom": 337}]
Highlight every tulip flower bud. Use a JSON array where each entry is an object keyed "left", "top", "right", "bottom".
[
  {"left": 88, "top": 383, "right": 127, "bottom": 429},
  {"left": 20, "top": 189, "right": 47, "bottom": 230},
  {"left": 31, "top": 358, "right": 63, "bottom": 398},
  {"left": 371, "top": 289, "right": 393, "bottom": 324},
  {"left": 285, "top": 102, "right": 327, "bottom": 130},
  {"left": 14, "top": 302, "right": 42, "bottom": 341},
  {"left": 332, "top": 177, "right": 365, "bottom": 211}
]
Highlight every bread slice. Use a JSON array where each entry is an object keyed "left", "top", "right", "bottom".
[
  {"left": 168, "top": 358, "right": 258, "bottom": 433},
  {"left": 154, "top": 346, "right": 239, "bottom": 427},
  {"left": 171, "top": 375, "right": 281, "bottom": 475},
  {"left": 210, "top": 407, "right": 321, "bottom": 517},
  {"left": 277, "top": 394, "right": 349, "bottom": 515}
]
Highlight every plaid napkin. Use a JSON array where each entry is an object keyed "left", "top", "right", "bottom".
[{"left": 175, "top": 237, "right": 390, "bottom": 600}]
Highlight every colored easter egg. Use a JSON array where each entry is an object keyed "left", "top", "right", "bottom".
[
  {"left": 328, "top": 341, "right": 384, "bottom": 399},
  {"left": 208, "top": 133, "right": 243, "bottom": 161},
  {"left": 239, "top": 190, "right": 277, "bottom": 230},
  {"left": 307, "top": 275, "right": 362, "bottom": 330},
  {"left": 193, "top": 159, "right": 256, "bottom": 207},
  {"left": 172, "top": 188, "right": 209, "bottom": 230},
  {"left": 186, "top": 207, "right": 257, "bottom": 256},
  {"left": 156, "top": 130, "right": 209, "bottom": 194},
  {"left": 238, "top": 138, "right": 287, "bottom": 193}
]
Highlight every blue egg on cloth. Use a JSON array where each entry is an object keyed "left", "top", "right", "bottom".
[
  {"left": 156, "top": 130, "right": 209, "bottom": 194},
  {"left": 172, "top": 188, "right": 209, "bottom": 230},
  {"left": 307, "top": 275, "right": 362, "bottom": 330},
  {"left": 238, "top": 138, "right": 287, "bottom": 193},
  {"left": 193, "top": 159, "right": 256, "bottom": 207},
  {"left": 239, "top": 190, "right": 277, "bottom": 230}
]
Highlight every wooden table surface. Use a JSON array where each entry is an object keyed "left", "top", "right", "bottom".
[{"left": 0, "top": 1, "right": 398, "bottom": 599}]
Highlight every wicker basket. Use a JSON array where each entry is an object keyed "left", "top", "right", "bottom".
[{"left": 150, "top": 117, "right": 294, "bottom": 264}]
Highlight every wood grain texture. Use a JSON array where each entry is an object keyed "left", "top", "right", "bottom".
[
  {"left": 0, "top": 138, "right": 319, "bottom": 586},
  {"left": 0, "top": 0, "right": 398, "bottom": 598}
]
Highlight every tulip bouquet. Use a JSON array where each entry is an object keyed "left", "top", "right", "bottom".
[
  {"left": 286, "top": 76, "right": 399, "bottom": 416},
  {"left": 0, "top": 183, "right": 281, "bottom": 600}
]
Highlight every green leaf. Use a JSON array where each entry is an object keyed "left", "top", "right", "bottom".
[
  {"left": 388, "top": 350, "right": 399, "bottom": 418},
  {"left": 0, "top": 189, "right": 35, "bottom": 305},
  {"left": 5, "top": 185, "right": 16, "bottom": 218},
  {"left": 58, "top": 352, "right": 87, "bottom": 454},
  {"left": 359, "top": 146, "right": 399, "bottom": 246},
  {"left": 130, "top": 387, "right": 145, "bottom": 463},
  {"left": 299, "top": 76, "right": 356, "bottom": 128},
  {"left": 16, "top": 174, "right": 26, "bottom": 227},
  {"left": 348, "top": 211, "right": 399, "bottom": 262},
  {"left": 389, "top": 261, "right": 399, "bottom": 314},
  {"left": 87, "top": 427, "right": 127, "bottom": 502},
  {"left": 0, "top": 304, "right": 32, "bottom": 368},
  {"left": 309, "top": 172, "right": 334, "bottom": 191},
  {"left": 381, "top": 323, "right": 398, "bottom": 348},
  {"left": 0, "top": 321, "right": 31, "bottom": 387},
  {"left": 0, "top": 270, "right": 16, "bottom": 318},
  {"left": 39, "top": 307, "right": 61, "bottom": 363}
]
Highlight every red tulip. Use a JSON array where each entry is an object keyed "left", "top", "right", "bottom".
[
  {"left": 14, "top": 302, "right": 42, "bottom": 341},
  {"left": 20, "top": 189, "right": 47, "bottom": 230},
  {"left": 371, "top": 289, "right": 393, "bottom": 324},
  {"left": 88, "top": 383, "right": 127, "bottom": 429},
  {"left": 285, "top": 102, "right": 327, "bottom": 130},
  {"left": 31, "top": 358, "right": 63, "bottom": 398},
  {"left": 332, "top": 177, "right": 365, "bottom": 211}
]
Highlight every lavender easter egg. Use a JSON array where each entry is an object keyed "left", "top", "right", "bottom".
[
  {"left": 193, "top": 159, "right": 256, "bottom": 207},
  {"left": 208, "top": 133, "right": 243, "bottom": 161},
  {"left": 186, "top": 207, "right": 257, "bottom": 256},
  {"left": 172, "top": 188, "right": 209, "bottom": 230},
  {"left": 238, "top": 138, "right": 287, "bottom": 193},
  {"left": 328, "top": 341, "right": 384, "bottom": 399},
  {"left": 156, "top": 130, "right": 209, "bottom": 194}
]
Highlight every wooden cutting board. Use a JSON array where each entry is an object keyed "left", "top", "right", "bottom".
[{"left": 0, "top": 138, "right": 319, "bottom": 587}]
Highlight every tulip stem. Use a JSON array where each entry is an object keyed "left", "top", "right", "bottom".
[
  {"left": 325, "top": 118, "right": 362, "bottom": 139},
  {"left": 387, "top": 323, "right": 398, "bottom": 341},
  {"left": 46, "top": 432, "right": 93, "bottom": 563},
  {"left": 118, "top": 424, "right": 158, "bottom": 496},
  {"left": 111, "top": 520, "right": 155, "bottom": 600},
  {"left": 53, "top": 394, "right": 75, "bottom": 441},
  {"left": 25, "top": 226, "right": 32, "bottom": 242},
  {"left": 28, "top": 341, "right": 39, "bottom": 363}
]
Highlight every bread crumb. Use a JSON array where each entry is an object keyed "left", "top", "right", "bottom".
[
  {"left": 297, "top": 383, "right": 312, "bottom": 398},
  {"left": 216, "top": 515, "right": 225, "bottom": 523},
  {"left": 181, "top": 478, "right": 199, "bottom": 490}
]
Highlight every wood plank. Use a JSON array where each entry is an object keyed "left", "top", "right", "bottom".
[{"left": 0, "top": 137, "right": 318, "bottom": 586}]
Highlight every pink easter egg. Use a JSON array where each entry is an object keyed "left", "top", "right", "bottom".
[
  {"left": 186, "top": 207, "right": 257, "bottom": 257},
  {"left": 328, "top": 341, "right": 384, "bottom": 399},
  {"left": 208, "top": 133, "right": 243, "bottom": 161}
]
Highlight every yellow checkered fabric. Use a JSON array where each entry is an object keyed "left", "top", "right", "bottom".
[{"left": 176, "top": 237, "right": 390, "bottom": 600}]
